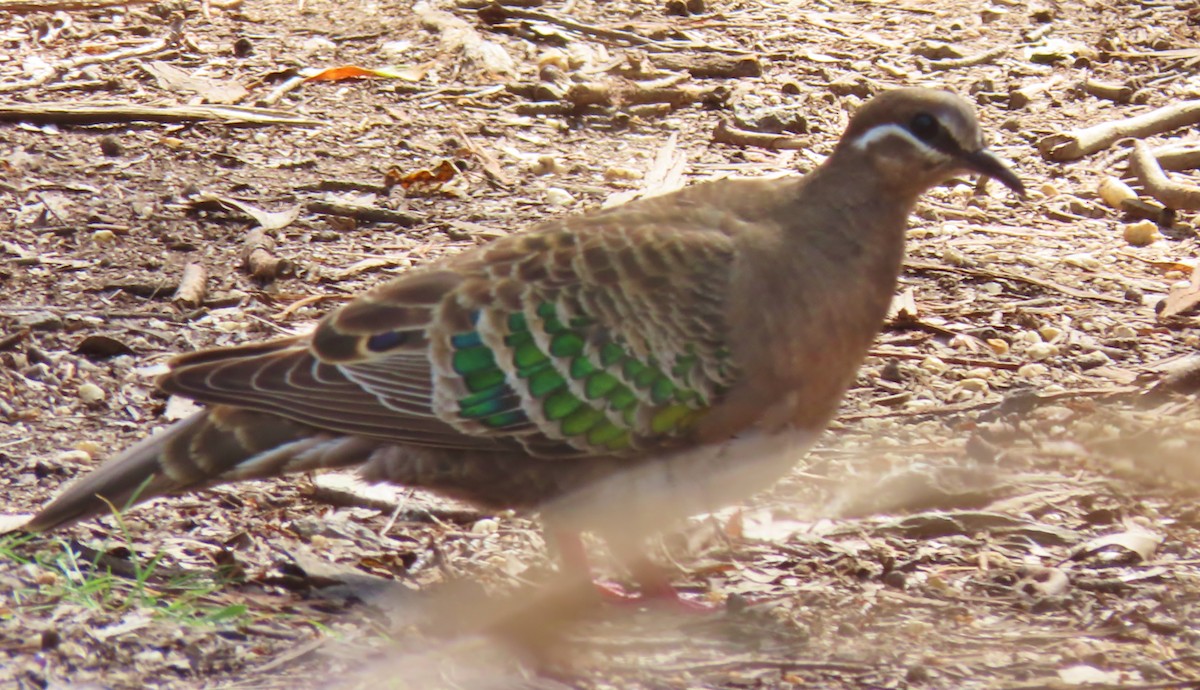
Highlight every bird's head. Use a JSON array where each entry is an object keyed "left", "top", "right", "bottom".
[{"left": 835, "top": 88, "right": 1025, "bottom": 199}]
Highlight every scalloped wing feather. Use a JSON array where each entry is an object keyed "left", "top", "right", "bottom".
[{"left": 160, "top": 196, "right": 744, "bottom": 460}]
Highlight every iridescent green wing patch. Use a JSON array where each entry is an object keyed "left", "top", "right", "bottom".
[
  {"left": 449, "top": 324, "right": 530, "bottom": 431},
  {"left": 439, "top": 299, "right": 730, "bottom": 455}
]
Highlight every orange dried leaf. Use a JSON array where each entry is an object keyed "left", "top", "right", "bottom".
[
  {"left": 304, "top": 64, "right": 431, "bottom": 82},
  {"left": 305, "top": 65, "right": 378, "bottom": 82},
  {"left": 384, "top": 160, "right": 464, "bottom": 194}
]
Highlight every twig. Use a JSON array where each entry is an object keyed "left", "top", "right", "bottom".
[
  {"left": 271, "top": 294, "right": 353, "bottom": 321},
  {"left": 712, "top": 119, "right": 808, "bottom": 150},
  {"left": 305, "top": 200, "right": 425, "bottom": 227},
  {"left": 0, "top": 103, "right": 323, "bottom": 127},
  {"left": 650, "top": 53, "right": 763, "bottom": 79},
  {"left": 0, "top": 329, "right": 29, "bottom": 352},
  {"left": 0, "top": 38, "right": 170, "bottom": 93},
  {"left": 172, "top": 263, "right": 208, "bottom": 308},
  {"left": 926, "top": 46, "right": 1008, "bottom": 70},
  {"left": 1151, "top": 144, "right": 1200, "bottom": 172},
  {"left": 257, "top": 74, "right": 308, "bottom": 107},
  {"left": 1038, "top": 99, "right": 1200, "bottom": 162},
  {"left": 1081, "top": 77, "right": 1136, "bottom": 104},
  {"left": 1129, "top": 141, "right": 1200, "bottom": 210}
]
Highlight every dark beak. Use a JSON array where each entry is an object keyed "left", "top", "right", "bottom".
[{"left": 962, "top": 148, "right": 1025, "bottom": 198}]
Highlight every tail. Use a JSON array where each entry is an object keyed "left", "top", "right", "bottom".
[{"left": 25, "top": 406, "right": 382, "bottom": 532}]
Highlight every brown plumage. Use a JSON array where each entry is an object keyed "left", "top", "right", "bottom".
[{"left": 27, "top": 88, "right": 1023, "bottom": 601}]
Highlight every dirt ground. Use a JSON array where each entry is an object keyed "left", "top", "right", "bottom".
[{"left": 3, "top": 0, "right": 1200, "bottom": 688}]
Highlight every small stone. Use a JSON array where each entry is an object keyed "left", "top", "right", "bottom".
[
  {"left": 78, "top": 382, "right": 106, "bottom": 404},
  {"left": 981, "top": 5, "right": 1007, "bottom": 22},
  {"left": 471, "top": 518, "right": 500, "bottom": 535},
  {"left": 979, "top": 281, "right": 1003, "bottom": 295},
  {"left": 986, "top": 338, "right": 1009, "bottom": 355},
  {"left": 1111, "top": 324, "right": 1137, "bottom": 339},
  {"left": 604, "top": 166, "right": 643, "bottom": 182},
  {"left": 919, "top": 356, "right": 949, "bottom": 374},
  {"left": 1026, "top": 342, "right": 1058, "bottom": 361},
  {"left": 1123, "top": 220, "right": 1160, "bottom": 246},
  {"left": 545, "top": 187, "right": 575, "bottom": 206},
  {"left": 1018, "top": 363, "right": 1049, "bottom": 378},
  {"left": 232, "top": 36, "right": 254, "bottom": 58},
  {"left": 1074, "top": 350, "right": 1111, "bottom": 369},
  {"left": 98, "top": 136, "right": 122, "bottom": 157},
  {"left": 941, "top": 247, "right": 968, "bottom": 266},
  {"left": 75, "top": 440, "right": 102, "bottom": 456},
  {"left": 91, "top": 229, "right": 117, "bottom": 244},
  {"left": 1063, "top": 253, "right": 1101, "bottom": 269},
  {"left": 379, "top": 40, "right": 413, "bottom": 60},
  {"left": 1038, "top": 182, "right": 1058, "bottom": 198},
  {"left": 958, "top": 377, "right": 989, "bottom": 393},
  {"left": 54, "top": 449, "right": 92, "bottom": 465},
  {"left": 528, "top": 155, "right": 563, "bottom": 176},
  {"left": 1038, "top": 326, "right": 1062, "bottom": 342},
  {"left": 538, "top": 48, "right": 569, "bottom": 71},
  {"left": 1018, "top": 330, "right": 1042, "bottom": 346}
]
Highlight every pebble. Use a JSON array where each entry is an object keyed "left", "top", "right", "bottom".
[
  {"left": 529, "top": 155, "right": 563, "bottom": 176},
  {"left": 604, "top": 166, "right": 643, "bottom": 182},
  {"left": 1074, "top": 350, "right": 1111, "bottom": 369},
  {"left": 471, "top": 518, "right": 500, "bottom": 535},
  {"left": 1038, "top": 326, "right": 1063, "bottom": 342},
  {"left": 78, "top": 382, "right": 106, "bottom": 404},
  {"left": 1027, "top": 342, "right": 1058, "bottom": 361},
  {"left": 941, "top": 247, "right": 968, "bottom": 266},
  {"left": 958, "top": 377, "right": 989, "bottom": 393},
  {"left": 1123, "top": 220, "right": 1160, "bottom": 246},
  {"left": 918, "top": 356, "right": 949, "bottom": 374},
  {"left": 1063, "top": 253, "right": 1101, "bottom": 269},
  {"left": 1018, "top": 363, "right": 1049, "bottom": 378},
  {"left": 54, "top": 449, "right": 92, "bottom": 465},
  {"left": 545, "top": 187, "right": 575, "bottom": 206}
]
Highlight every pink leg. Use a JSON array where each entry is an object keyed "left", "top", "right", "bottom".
[{"left": 550, "top": 530, "right": 721, "bottom": 611}]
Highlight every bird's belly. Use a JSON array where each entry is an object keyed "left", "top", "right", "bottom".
[{"left": 543, "top": 427, "right": 820, "bottom": 535}]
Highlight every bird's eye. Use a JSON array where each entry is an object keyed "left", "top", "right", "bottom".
[{"left": 908, "top": 113, "right": 940, "bottom": 141}]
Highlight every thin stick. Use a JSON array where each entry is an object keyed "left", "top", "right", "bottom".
[
  {"left": 0, "top": 102, "right": 323, "bottom": 127},
  {"left": 1129, "top": 140, "right": 1200, "bottom": 210},
  {"left": 1038, "top": 99, "right": 1200, "bottom": 162}
]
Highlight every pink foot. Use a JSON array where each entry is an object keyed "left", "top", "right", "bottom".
[{"left": 591, "top": 578, "right": 723, "bottom": 612}]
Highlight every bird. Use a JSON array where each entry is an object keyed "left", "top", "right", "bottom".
[{"left": 26, "top": 88, "right": 1023, "bottom": 605}]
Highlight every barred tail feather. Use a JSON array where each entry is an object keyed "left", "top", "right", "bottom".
[{"left": 25, "top": 406, "right": 379, "bottom": 532}]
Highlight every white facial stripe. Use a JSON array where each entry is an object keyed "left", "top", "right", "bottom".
[{"left": 850, "top": 123, "right": 946, "bottom": 161}]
